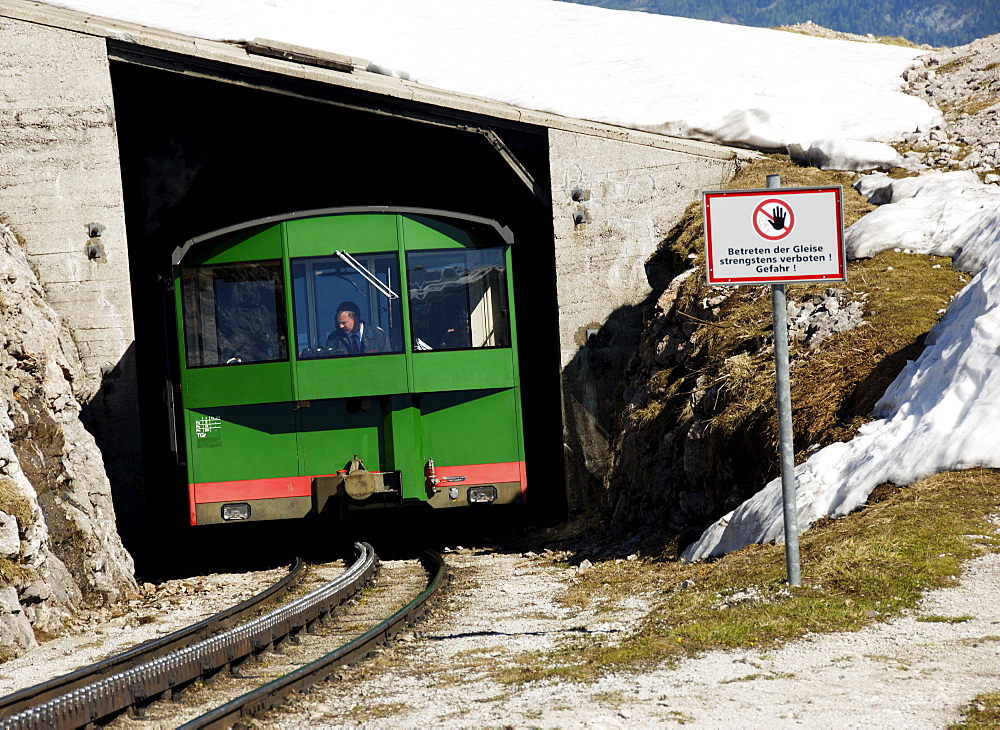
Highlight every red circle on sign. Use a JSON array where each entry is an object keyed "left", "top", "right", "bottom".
[{"left": 752, "top": 198, "right": 794, "bottom": 240}]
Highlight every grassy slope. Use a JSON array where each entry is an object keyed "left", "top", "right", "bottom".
[
  {"left": 655, "top": 156, "right": 964, "bottom": 455},
  {"left": 608, "top": 156, "right": 967, "bottom": 549}
]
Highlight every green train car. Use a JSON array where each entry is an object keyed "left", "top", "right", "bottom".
[{"left": 171, "top": 207, "right": 525, "bottom": 526}]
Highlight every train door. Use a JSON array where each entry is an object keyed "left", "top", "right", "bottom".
[
  {"left": 285, "top": 214, "right": 407, "bottom": 496},
  {"left": 401, "top": 215, "right": 526, "bottom": 508}
]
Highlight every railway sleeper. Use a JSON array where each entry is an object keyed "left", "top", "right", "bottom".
[
  {"left": 202, "top": 664, "right": 231, "bottom": 687},
  {"left": 125, "top": 700, "right": 149, "bottom": 720},
  {"left": 251, "top": 638, "right": 273, "bottom": 655}
]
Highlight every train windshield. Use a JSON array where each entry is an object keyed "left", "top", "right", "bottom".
[
  {"left": 180, "top": 260, "right": 288, "bottom": 367},
  {"left": 407, "top": 248, "right": 510, "bottom": 351},
  {"left": 292, "top": 252, "right": 404, "bottom": 358}
]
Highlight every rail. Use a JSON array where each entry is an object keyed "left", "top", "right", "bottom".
[
  {"left": 0, "top": 557, "right": 305, "bottom": 720},
  {"left": 0, "top": 543, "right": 377, "bottom": 730},
  {"left": 181, "top": 549, "right": 445, "bottom": 729}
]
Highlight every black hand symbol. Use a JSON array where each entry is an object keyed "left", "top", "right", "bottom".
[{"left": 768, "top": 207, "right": 786, "bottom": 231}]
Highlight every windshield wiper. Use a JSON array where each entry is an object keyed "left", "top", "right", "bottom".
[{"left": 335, "top": 251, "right": 399, "bottom": 300}]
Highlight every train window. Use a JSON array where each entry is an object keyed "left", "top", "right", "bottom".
[
  {"left": 180, "top": 261, "right": 288, "bottom": 368},
  {"left": 292, "top": 252, "right": 403, "bottom": 358},
  {"left": 407, "top": 248, "right": 510, "bottom": 351}
]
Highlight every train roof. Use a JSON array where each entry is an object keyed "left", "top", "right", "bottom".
[{"left": 172, "top": 206, "right": 515, "bottom": 266}]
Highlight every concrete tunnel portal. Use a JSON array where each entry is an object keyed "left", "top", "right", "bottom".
[
  {"left": 0, "top": 5, "right": 741, "bottom": 578},
  {"left": 108, "top": 58, "right": 567, "bottom": 559}
]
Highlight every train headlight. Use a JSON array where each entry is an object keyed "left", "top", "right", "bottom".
[
  {"left": 221, "top": 503, "right": 251, "bottom": 521},
  {"left": 467, "top": 486, "right": 497, "bottom": 504}
]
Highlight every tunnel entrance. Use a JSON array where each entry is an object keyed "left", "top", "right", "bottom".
[{"left": 109, "top": 60, "right": 565, "bottom": 570}]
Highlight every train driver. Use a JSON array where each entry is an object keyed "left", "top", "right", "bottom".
[{"left": 325, "top": 301, "right": 390, "bottom": 355}]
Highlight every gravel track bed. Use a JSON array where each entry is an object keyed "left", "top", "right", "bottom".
[
  {"left": 0, "top": 564, "right": 292, "bottom": 698},
  {"left": 103, "top": 558, "right": 424, "bottom": 728},
  {"left": 226, "top": 548, "right": 1000, "bottom": 728},
  {"left": 7, "top": 548, "right": 1000, "bottom": 727}
]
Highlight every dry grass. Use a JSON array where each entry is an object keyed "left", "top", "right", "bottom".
[
  {"left": 498, "top": 469, "right": 1000, "bottom": 684},
  {"left": 0, "top": 477, "right": 35, "bottom": 584},
  {"left": 954, "top": 693, "right": 1000, "bottom": 728},
  {"left": 0, "top": 476, "right": 32, "bottom": 530},
  {"left": 789, "top": 250, "right": 964, "bottom": 450},
  {"left": 773, "top": 26, "right": 928, "bottom": 49}
]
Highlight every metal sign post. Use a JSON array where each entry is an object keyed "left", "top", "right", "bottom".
[
  {"left": 702, "top": 175, "right": 845, "bottom": 587},
  {"left": 768, "top": 175, "right": 801, "bottom": 586}
]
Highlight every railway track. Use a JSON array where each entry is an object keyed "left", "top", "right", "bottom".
[
  {"left": 0, "top": 544, "right": 445, "bottom": 729},
  {"left": 172, "top": 551, "right": 444, "bottom": 729},
  {"left": 0, "top": 555, "right": 309, "bottom": 722}
]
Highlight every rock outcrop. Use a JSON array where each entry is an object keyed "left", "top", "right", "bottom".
[{"left": 0, "top": 219, "right": 135, "bottom": 656}]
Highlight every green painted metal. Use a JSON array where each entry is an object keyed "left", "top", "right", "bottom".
[
  {"left": 294, "top": 355, "right": 409, "bottom": 400},
  {"left": 185, "top": 404, "right": 298, "bottom": 483},
  {"left": 174, "top": 210, "right": 525, "bottom": 524},
  {"left": 297, "top": 398, "right": 385, "bottom": 476},
  {"left": 285, "top": 214, "right": 398, "bottom": 258},
  {"left": 198, "top": 224, "right": 282, "bottom": 265},
  {"left": 410, "top": 349, "right": 515, "bottom": 393},
  {"left": 419, "top": 389, "right": 521, "bottom": 465},
  {"left": 401, "top": 214, "right": 489, "bottom": 251},
  {"left": 381, "top": 394, "right": 424, "bottom": 501},
  {"left": 505, "top": 247, "right": 525, "bottom": 468},
  {"left": 182, "top": 362, "right": 294, "bottom": 408}
]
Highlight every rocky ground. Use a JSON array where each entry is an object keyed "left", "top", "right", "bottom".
[
  {"left": 0, "top": 564, "right": 289, "bottom": 698},
  {"left": 900, "top": 33, "right": 1000, "bottom": 180},
  {"left": 779, "top": 27, "right": 1000, "bottom": 178},
  {"left": 3, "top": 27, "right": 1000, "bottom": 730},
  {"left": 0, "top": 222, "right": 135, "bottom": 654},
  {"left": 274, "top": 548, "right": 1000, "bottom": 728}
]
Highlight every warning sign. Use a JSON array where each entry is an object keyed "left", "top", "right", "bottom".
[
  {"left": 751, "top": 198, "right": 795, "bottom": 240},
  {"left": 703, "top": 186, "right": 844, "bottom": 286}
]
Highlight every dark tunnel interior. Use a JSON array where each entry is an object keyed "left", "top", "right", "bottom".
[{"left": 109, "top": 61, "right": 566, "bottom": 574}]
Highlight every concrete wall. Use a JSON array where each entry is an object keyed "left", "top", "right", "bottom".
[
  {"left": 0, "top": 18, "right": 141, "bottom": 520},
  {"left": 548, "top": 129, "right": 739, "bottom": 515}
]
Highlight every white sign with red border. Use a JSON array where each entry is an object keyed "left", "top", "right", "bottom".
[{"left": 703, "top": 186, "right": 845, "bottom": 286}]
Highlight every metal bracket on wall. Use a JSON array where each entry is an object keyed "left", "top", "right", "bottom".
[{"left": 86, "top": 221, "right": 105, "bottom": 261}]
